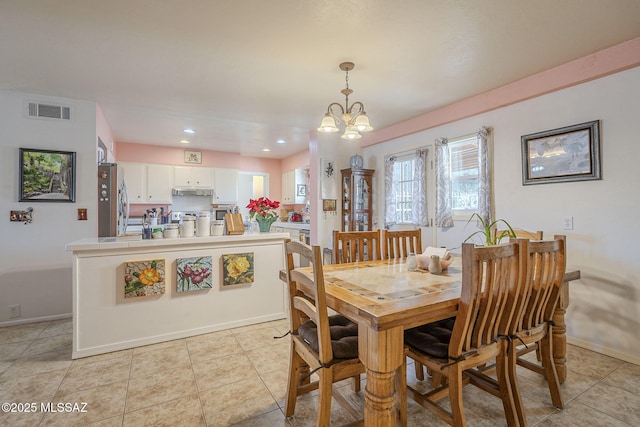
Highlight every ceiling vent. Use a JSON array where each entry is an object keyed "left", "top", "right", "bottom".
[{"left": 26, "top": 102, "right": 71, "bottom": 120}]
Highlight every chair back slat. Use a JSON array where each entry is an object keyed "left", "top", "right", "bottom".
[
  {"left": 333, "top": 230, "right": 382, "bottom": 263},
  {"left": 285, "top": 240, "right": 334, "bottom": 364},
  {"left": 382, "top": 229, "right": 422, "bottom": 259},
  {"left": 521, "top": 236, "right": 566, "bottom": 330},
  {"left": 453, "top": 241, "right": 525, "bottom": 358}
]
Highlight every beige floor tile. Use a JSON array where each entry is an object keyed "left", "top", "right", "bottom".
[
  {"left": 575, "top": 381, "right": 640, "bottom": 425},
  {"left": 0, "top": 367, "right": 67, "bottom": 402},
  {"left": 1, "top": 348, "right": 72, "bottom": 379},
  {"left": 133, "top": 337, "right": 187, "bottom": 355},
  {"left": 200, "top": 375, "right": 279, "bottom": 426},
  {"left": 260, "top": 368, "right": 290, "bottom": 407},
  {"left": 22, "top": 333, "right": 72, "bottom": 357},
  {"left": 233, "top": 326, "right": 286, "bottom": 352},
  {"left": 230, "top": 321, "right": 277, "bottom": 334},
  {"left": 125, "top": 366, "right": 197, "bottom": 412},
  {"left": 565, "top": 344, "right": 625, "bottom": 379},
  {"left": 59, "top": 351, "right": 131, "bottom": 392},
  {"left": 535, "top": 400, "right": 630, "bottom": 426},
  {"left": 230, "top": 408, "right": 290, "bottom": 427},
  {"left": 123, "top": 394, "right": 205, "bottom": 426},
  {"left": 38, "top": 319, "right": 72, "bottom": 338},
  {"left": 71, "top": 348, "right": 133, "bottom": 367},
  {"left": 245, "top": 340, "right": 291, "bottom": 376},
  {"left": 601, "top": 362, "right": 640, "bottom": 395},
  {"left": 268, "top": 318, "right": 291, "bottom": 335},
  {"left": 130, "top": 342, "right": 191, "bottom": 378},
  {"left": 284, "top": 391, "right": 358, "bottom": 427},
  {"left": 186, "top": 333, "right": 244, "bottom": 364},
  {"left": 0, "top": 360, "right": 12, "bottom": 375},
  {"left": 87, "top": 415, "right": 124, "bottom": 426},
  {"left": 0, "top": 341, "right": 30, "bottom": 362},
  {"left": 0, "top": 408, "right": 45, "bottom": 427},
  {"left": 40, "top": 379, "right": 128, "bottom": 426},
  {"left": 192, "top": 352, "right": 256, "bottom": 392},
  {"left": 0, "top": 323, "right": 48, "bottom": 344}
]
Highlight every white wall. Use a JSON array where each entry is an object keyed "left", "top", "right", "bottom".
[
  {"left": 0, "top": 90, "right": 99, "bottom": 325},
  {"left": 364, "top": 67, "right": 640, "bottom": 364}
]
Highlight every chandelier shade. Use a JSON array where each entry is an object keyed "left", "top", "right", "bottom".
[{"left": 317, "top": 62, "right": 373, "bottom": 140}]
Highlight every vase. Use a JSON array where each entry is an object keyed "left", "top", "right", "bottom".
[{"left": 256, "top": 216, "right": 277, "bottom": 233}]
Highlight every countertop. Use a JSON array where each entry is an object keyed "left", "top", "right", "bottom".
[
  {"left": 273, "top": 221, "right": 310, "bottom": 230},
  {"left": 66, "top": 232, "right": 290, "bottom": 252}
]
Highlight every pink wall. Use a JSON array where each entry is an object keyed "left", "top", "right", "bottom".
[
  {"left": 362, "top": 37, "right": 640, "bottom": 147},
  {"left": 281, "top": 149, "right": 310, "bottom": 171}
]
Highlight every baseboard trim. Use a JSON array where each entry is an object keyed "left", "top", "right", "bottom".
[
  {"left": 0, "top": 313, "right": 72, "bottom": 328},
  {"left": 567, "top": 336, "right": 640, "bottom": 366}
]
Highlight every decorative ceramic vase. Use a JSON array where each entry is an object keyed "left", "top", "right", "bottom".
[{"left": 256, "top": 216, "right": 277, "bottom": 233}]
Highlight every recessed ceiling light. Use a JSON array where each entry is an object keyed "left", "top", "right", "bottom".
[
  {"left": 180, "top": 139, "right": 190, "bottom": 144},
  {"left": 183, "top": 128, "right": 195, "bottom": 134},
  {"left": 276, "top": 139, "right": 286, "bottom": 144},
  {"left": 262, "top": 148, "right": 271, "bottom": 152}
]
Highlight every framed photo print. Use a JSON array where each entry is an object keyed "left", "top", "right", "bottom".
[
  {"left": 19, "top": 148, "right": 76, "bottom": 202},
  {"left": 296, "top": 184, "right": 306, "bottom": 197},
  {"left": 184, "top": 150, "right": 202, "bottom": 164},
  {"left": 521, "top": 120, "right": 601, "bottom": 185}
]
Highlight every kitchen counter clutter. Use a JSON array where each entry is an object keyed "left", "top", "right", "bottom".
[{"left": 66, "top": 232, "right": 289, "bottom": 358}]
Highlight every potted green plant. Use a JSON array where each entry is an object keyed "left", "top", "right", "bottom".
[{"left": 464, "top": 213, "right": 516, "bottom": 246}]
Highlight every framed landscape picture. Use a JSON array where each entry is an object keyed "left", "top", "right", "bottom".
[
  {"left": 521, "top": 120, "right": 601, "bottom": 185},
  {"left": 19, "top": 148, "right": 76, "bottom": 202}
]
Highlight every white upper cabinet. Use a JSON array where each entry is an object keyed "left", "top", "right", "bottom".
[
  {"left": 282, "top": 168, "right": 308, "bottom": 204},
  {"left": 213, "top": 168, "right": 239, "bottom": 203},
  {"left": 120, "top": 162, "right": 173, "bottom": 204},
  {"left": 146, "top": 164, "right": 173, "bottom": 203},
  {"left": 174, "top": 166, "right": 214, "bottom": 188}
]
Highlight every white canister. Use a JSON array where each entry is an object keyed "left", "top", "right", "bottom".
[
  {"left": 211, "top": 220, "right": 225, "bottom": 236},
  {"left": 163, "top": 224, "right": 179, "bottom": 238},
  {"left": 196, "top": 211, "right": 211, "bottom": 237},
  {"left": 180, "top": 215, "right": 196, "bottom": 237}
]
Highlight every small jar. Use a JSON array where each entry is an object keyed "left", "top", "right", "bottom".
[
  {"left": 163, "top": 224, "right": 179, "bottom": 238},
  {"left": 406, "top": 253, "right": 417, "bottom": 271},
  {"left": 429, "top": 255, "right": 442, "bottom": 274}
]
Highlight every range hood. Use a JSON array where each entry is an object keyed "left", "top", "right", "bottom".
[{"left": 172, "top": 188, "right": 215, "bottom": 197}]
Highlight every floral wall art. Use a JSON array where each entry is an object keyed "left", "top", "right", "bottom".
[
  {"left": 124, "top": 259, "right": 165, "bottom": 298},
  {"left": 176, "top": 256, "right": 213, "bottom": 292},
  {"left": 222, "top": 252, "right": 254, "bottom": 287}
]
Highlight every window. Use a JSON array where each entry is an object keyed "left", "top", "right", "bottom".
[
  {"left": 449, "top": 135, "right": 480, "bottom": 212},
  {"left": 384, "top": 149, "right": 428, "bottom": 227}
]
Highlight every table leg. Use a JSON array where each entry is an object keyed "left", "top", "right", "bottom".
[
  {"left": 358, "top": 324, "right": 404, "bottom": 427},
  {"left": 552, "top": 280, "right": 569, "bottom": 384}
]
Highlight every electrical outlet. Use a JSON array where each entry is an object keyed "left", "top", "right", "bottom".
[
  {"left": 9, "top": 304, "right": 21, "bottom": 318},
  {"left": 562, "top": 216, "right": 574, "bottom": 230}
]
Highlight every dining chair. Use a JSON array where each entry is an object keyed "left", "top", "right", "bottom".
[
  {"left": 492, "top": 228, "right": 543, "bottom": 244},
  {"left": 381, "top": 228, "right": 422, "bottom": 259},
  {"left": 509, "top": 235, "right": 567, "bottom": 425},
  {"left": 332, "top": 229, "right": 383, "bottom": 264},
  {"left": 281, "top": 239, "right": 364, "bottom": 426},
  {"left": 404, "top": 240, "right": 527, "bottom": 427}
]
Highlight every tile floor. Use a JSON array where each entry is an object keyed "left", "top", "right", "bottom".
[{"left": 0, "top": 318, "right": 638, "bottom": 426}]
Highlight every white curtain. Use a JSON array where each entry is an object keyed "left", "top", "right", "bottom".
[
  {"left": 412, "top": 149, "right": 428, "bottom": 226},
  {"left": 477, "top": 127, "right": 492, "bottom": 225},
  {"left": 435, "top": 137, "right": 453, "bottom": 227},
  {"left": 384, "top": 149, "right": 429, "bottom": 228}
]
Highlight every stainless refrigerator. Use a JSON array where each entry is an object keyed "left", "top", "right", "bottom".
[{"left": 98, "top": 163, "right": 129, "bottom": 237}]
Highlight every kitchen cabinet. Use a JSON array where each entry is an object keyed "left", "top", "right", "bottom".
[
  {"left": 341, "top": 168, "right": 374, "bottom": 231},
  {"left": 120, "top": 162, "right": 173, "bottom": 204},
  {"left": 146, "top": 164, "right": 174, "bottom": 202},
  {"left": 213, "top": 168, "right": 238, "bottom": 203},
  {"left": 174, "top": 166, "right": 213, "bottom": 188},
  {"left": 282, "top": 168, "right": 307, "bottom": 204}
]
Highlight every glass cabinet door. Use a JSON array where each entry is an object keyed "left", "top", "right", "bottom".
[{"left": 341, "top": 168, "right": 374, "bottom": 231}]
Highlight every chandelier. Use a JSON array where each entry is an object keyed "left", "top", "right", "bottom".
[{"left": 317, "top": 62, "right": 373, "bottom": 140}]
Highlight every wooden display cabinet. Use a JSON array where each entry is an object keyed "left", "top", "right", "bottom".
[{"left": 341, "top": 168, "right": 374, "bottom": 231}]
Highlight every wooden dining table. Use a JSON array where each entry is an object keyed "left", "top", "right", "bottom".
[{"left": 295, "top": 256, "right": 580, "bottom": 427}]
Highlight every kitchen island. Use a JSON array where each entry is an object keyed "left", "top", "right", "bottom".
[{"left": 66, "top": 232, "right": 289, "bottom": 358}]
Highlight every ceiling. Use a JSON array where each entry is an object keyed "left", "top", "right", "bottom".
[{"left": 2, "top": 1, "right": 639, "bottom": 159}]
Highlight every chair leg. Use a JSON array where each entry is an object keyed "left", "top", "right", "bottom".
[
  {"left": 540, "top": 331, "right": 563, "bottom": 409},
  {"left": 285, "top": 345, "right": 303, "bottom": 417},
  {"left": 396, "top": 358, "right": 408, "bottom": 427},
  {"left": 414, "top": 361, "right": 425, "bottom": 381},
  {"left": 508, "top": 341, "right": 528, "bottom": 427},
  {"left": 496, "top": 339, "right": 521, "bottom": 426},
  {"left": 351, "top": 374, "right": 361, "bottom": 393},
  {"left": 317, "top": 368, "right": 334, "bottom": 427},
  {"left": 448, "top": 365, "right": 467, "bottom": 427}
]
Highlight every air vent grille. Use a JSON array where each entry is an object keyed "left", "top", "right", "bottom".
[{"left": 26, "top": 102, "right": 71, "bottom": 120}]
